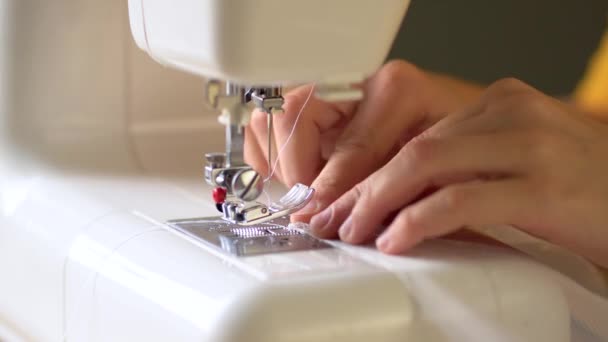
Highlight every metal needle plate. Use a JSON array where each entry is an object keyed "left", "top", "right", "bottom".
[{"left": 166, "top": 216, "right": 331, "bottom": 257}]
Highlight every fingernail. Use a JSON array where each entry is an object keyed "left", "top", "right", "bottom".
[
  {"left": 376, "top": 234, "right": 391, "bottom": 251},
  {"left": 296, "top": 198, "right": 320, "bottom": 216},
  {"left": 339, "top": 217, "right": 353, "bottom": 241},
  {"left": 310, "top": 208, "right": 331, "bottom": 231}
]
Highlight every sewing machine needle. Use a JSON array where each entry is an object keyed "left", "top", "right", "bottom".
[{"left": 267, "top": 112, "right": 273, "bottom": 175}]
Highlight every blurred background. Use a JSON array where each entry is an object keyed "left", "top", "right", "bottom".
[{"left": 389, "top": 0, "right": 608, "bottom": 96}]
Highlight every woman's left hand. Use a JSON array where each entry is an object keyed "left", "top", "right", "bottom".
[{"left": 309, "top": 78, "right": 608, "bottom": 268}]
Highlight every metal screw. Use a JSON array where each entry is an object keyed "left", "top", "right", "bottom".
[{"left": 232, "top": 169, "right": 264, "bottom": 202}]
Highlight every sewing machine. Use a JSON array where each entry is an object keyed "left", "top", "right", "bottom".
[
  {"left": 0, "top": 1, "right": 606, "bottom": 341},
  {"left": 128, "top": 0, "right": 401, "bottom": 226}
]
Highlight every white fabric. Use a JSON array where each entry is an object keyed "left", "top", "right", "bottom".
[{"left": 475, "top": 225, "right": 608, "bottom": 341}]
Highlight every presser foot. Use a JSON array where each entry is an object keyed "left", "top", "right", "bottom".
[
  {"left": 218, "top": 183, "right": 314, "bottom": 226},
  {"left": 165, "top": 184, "right": 327, "bottom": 256}
]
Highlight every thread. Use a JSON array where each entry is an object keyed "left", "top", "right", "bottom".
[
  {"left": 62, "top": 228, "right": 165, "bottom": 342},
  {"left": 261, "top": 187, "right": 273, "bottom": 206},
  {"left": 264, "top": 84, "right": 316, "bottom": 183}
]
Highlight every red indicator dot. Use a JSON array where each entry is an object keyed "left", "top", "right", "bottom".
[{"left": 212, "top": 187, "right": 227, "bottom": 204}]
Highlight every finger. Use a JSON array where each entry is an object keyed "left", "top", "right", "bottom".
[
  {"left": 319, "top": 120, "right": 350, "bottom": 161},
  {"left": 308, "top": 186, "right": 364, "bottom": 239},
  {"left": 376, "top": 179, "right": 534, "bottom": 254},
  {"left": 422, "top": 79, "right": 545, "bottom": 139},
  {"left": 442, "top": 229, "right": 509, "bottom": 248},
  {"left": 244, "top": 124, "right": 269, "bottom": 176},
  {"left": 296, "top": 63, "right": 433, "bottom": 222},
  {"left": 317, "top": 133, "right": 530, "bottom": 244},
  {"left": 273, "top": 85, "right": 352, "bottom": 187},
  {"left": 416, "top": 101, "right": 485, "bottom": 139},
  {"left": 428, "top": 107, "right": 518, "bottom": 139}
]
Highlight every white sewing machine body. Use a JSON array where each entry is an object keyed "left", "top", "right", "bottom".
[
  {"left": 0, "top": 1, "right": 605, "bottom": 341},
  {"left": 128, "top": 0, "right": 408, "bottom": 85}
]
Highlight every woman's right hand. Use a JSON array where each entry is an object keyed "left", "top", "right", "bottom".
[{"left": 245, "top": 60, "right": 483, "bottom": 222}]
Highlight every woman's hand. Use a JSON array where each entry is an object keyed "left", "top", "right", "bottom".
[
  {"left": 245, "top": 61, "right": 482, "bottom": 222},
  {"left": 309, "top": 78, "right": 608, "bottom": 268}
]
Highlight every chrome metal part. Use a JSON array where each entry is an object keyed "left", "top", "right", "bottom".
[
  {"left": 248, "top": 87, "right": 285, "bottom": 115},
  {"left": 166, "top": 216, "right": 331, "bottom": 257},
  {"left": 221, "top": 183, "right": 315, "bottom": 225},
  {"left": 266, "top": 112, "right": 273, "bottom": 173},
  {"left": 231, "top": 169, "right": 264, "bottom": 202},
  {"left": 225, "top": 121, "right": 246, "bottom": 167},
  {"left": 204, "top": 153, "right": 251, "bottom": 192},
  {"left": 204, "top": 81, "right": 286, "bottom": 203}
]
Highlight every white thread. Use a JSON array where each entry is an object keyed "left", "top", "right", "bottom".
[
  {"left": 264, "top": 84, "right": 316, "bottom": 182},
  {"left": 62, "top": 228, "right": 165, "bottom": 342},
  {"left": 262, "top": 187, "right": 273, "bottom": 206}
]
